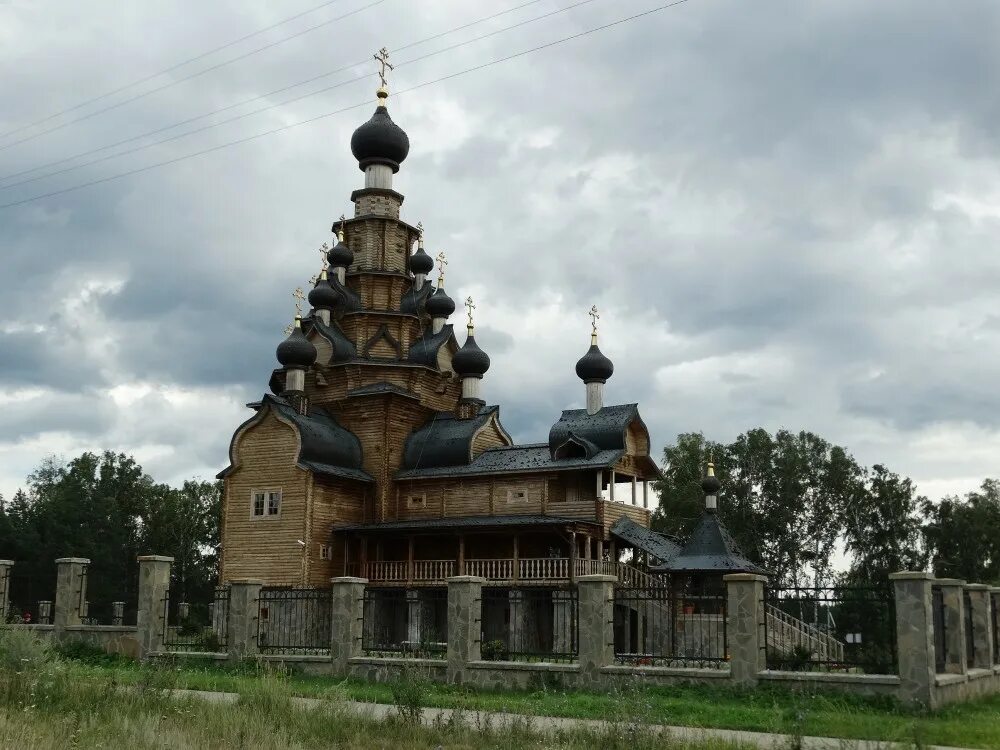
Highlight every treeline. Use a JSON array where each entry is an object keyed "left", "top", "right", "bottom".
[
  {"left": 0, "top": 451, "right": 220, "bottom": 611},
  {"left": 653, "top": 430, "right": 1000, "bottom": 587}
]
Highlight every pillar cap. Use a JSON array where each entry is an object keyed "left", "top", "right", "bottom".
[
  {"left": 137, "top": 555, "right": 174, "bottom": 562},
  {"left": 723, "top": 573, "right": 768, "bottom": 583},
  {"left": 446, "top": 575, "right": 486, "bottom": 583},
  {"left": 935, "top": 578, "right": 967, "bottom": 586},
  {"left": 577, "top": 574, "right": 618, "bottom": 583},
  {"left": 989, "top": 587, "right": 1000, "bottom": 594},
  {"left": 889, "top": 571, "right": 936, "bottom": 581},
  {"left": 229, "top": 578, "right": 264, "bottom": 585},
  {"left": 0, "top": 560, "right": 14, "bottom": 566},
  {"left": 330, "top": 576, "right": 368, "bottom": 584},
  {"left": 964, "top": 583, "right": 990, "bottom": 591},
  {"left": 54, "top": 557, "right": 91, "bottom": 564}
]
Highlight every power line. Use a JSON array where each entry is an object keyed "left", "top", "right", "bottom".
[
  {"left": 0, "top": 0, "right": 553, "bottom": 187},
  {"left": 0, "top": 0, "right": 602, "bottom": 192},
  {"left": 0, "top": 0, "right": 359, "bottom": 142},
  {"left": 0, "top": 0, "right": 694, "bottom": 212},
  {"left": 0, "top": 0, "right": 386, "bottom": 153}
]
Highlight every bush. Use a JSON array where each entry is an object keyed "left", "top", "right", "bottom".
[
  {"left": 0, "top": 627, "right": 51, "bottom": 671},
  {"left": 481, "top": 639, "right": 508, "bottom": 661},
  {"left": 390, "top": 673, "right": 425, "bottom": 723},
  {"left": 53, "top": 639, "right": 118, "bottom": 665}
]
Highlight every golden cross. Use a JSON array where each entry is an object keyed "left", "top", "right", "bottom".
[
  {"left": 308, "top": 273, "right": 319, "bottom": 286},
  {"left": 283, "top": 323, "right": 294, "bottom": 335},
  {"left": 417, "top": 221, "right": 424, "bottom": 248},
  {"left": 589, "top": 305, "right": 600, "bottom": 335},
  {"left": 292, "top": 287, "right": 305, "bottom": 317},
  {"left": 436, "top": 251, "right": 447, "bottom": 285},
  {"left": 465, "top": 296, "right": 476, "bottom": 328},
  {"left": 318, "top": 242, "right": 329, "bottom": 271},
  {"left": 374, "top": 47, "right": 393, "bottom": 88},
  {"left": 338, "top": 214, "right": 346, "bottom": 241}
]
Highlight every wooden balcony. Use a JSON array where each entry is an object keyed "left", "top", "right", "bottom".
[{"left": 346, "top": 558, "right": 644, "bottom": 586}]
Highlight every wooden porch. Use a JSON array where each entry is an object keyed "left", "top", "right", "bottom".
[{"left": 345, "top": 558, "right": 657, "bottom": 586}]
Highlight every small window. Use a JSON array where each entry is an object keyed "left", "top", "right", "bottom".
[
  {"left": 319, "top": 544, "right": 331, "bottom": 561},
  {"left": 407, "top": 494, "right": 426, "bottom": 509},
  {"left": 506, "top": 489, "right": 528, "bottom": 504},
  {"left": 252, "top": 491, "right": 266, "bottom": 517},
  {"left": 251, "top": 489, "right": 281, "bottom": 519},
  {"left": 267, "top": 491, "right": 281, "bottom": 516}
]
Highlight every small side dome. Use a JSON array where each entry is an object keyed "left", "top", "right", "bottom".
[
  {"left": 308, "top": 271, "right": 339, "bottom": 310},
  {"left": 426, "top": 287, "right": 455, "bottom": 318},
  {"left": 350, "top": 90, "right": 410, "bottom": 172},
  {"left": 276, "top": 319, "right": 317, "bottom": 368},
  {"left": 410, "top": 246, "right": 434, "bottom": 275},
  {"left": 453, "top": 334, "right": 490, "bottom": 378},
  {"left": 327, "top": 238, "right": 353, "bottom": 268},
  {"left": 575, "top": 343, "right": 614, "bottom": 383},
  {"left": 702, "top": 472, "right": 722, "bottom": 495}
]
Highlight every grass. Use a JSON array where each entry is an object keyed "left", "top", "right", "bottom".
[
  {"left": 0, "top": 631, "right": 748, "bottom": 750},
  {"left": 50, "top": 648, "right": 1000, "bottom": 749}
]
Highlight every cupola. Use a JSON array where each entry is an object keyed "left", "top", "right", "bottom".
[
  {"left": 276, "top": 315, "right": 317, "bottom": 393},
  {"left": 575, "top": 306, "right": 614, "bottom": 414},
  {"left": 308, "top": 269, "right": 339, "bottom": 325},
  {"left": 327, "top": 221, "right": 353, "bottom": 283},
  {"left": 410, "top": 223, "right": 434, "bottom": 289},
  {"left": 425, "top": 252, "right": 454, "bottom": 333},
  {"left": 350, "top": 82, "right": 409, "bottom": 190},
  {"left": 702, "top": 457, "right": 722, "bottom": 512},
  {"left": 453, "top": 297, "right": 490, "bottom": 403}
]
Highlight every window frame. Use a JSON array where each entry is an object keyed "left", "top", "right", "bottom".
[{"left": 250, "top": 488, "right": 282, "bottom": 520}]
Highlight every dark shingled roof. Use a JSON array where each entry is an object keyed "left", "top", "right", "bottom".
[
  {"left": 401, "top": 406, "right": 505, "bottom": 470},
  {"left": 548, "top": 403, "right": 642, "bottom": 454},
  {"left": 334, "top": 514, "right": 598, "bottom": 533},
  {"left": 610, "top": 517, "right": 681, "bottom": 564},
  {"left": 650, "top": 511, "right": 767, "bottom": 574},
  {"left": 309, "top": 318, "right": 357, "bottom": 363},
  {"left": 396, "top": 443, "right": 624, "bottom": 479},
  {"left": 407, "top": 324, "right": 454, "bottom": 368},
  {"left": 218, "top": 394, "right": 372, "bottom": 483},
  {"left": 400, "top": 282, "right": 434, "bottom": 316},
  {"left": 346, "top": 382, "right": 418, "bottom": 400}
]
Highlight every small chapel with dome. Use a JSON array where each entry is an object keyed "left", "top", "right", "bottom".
[{"left": 216, "top": 68, "right": 666, "bottom": 589}]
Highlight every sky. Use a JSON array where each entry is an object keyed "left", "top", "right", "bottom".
[{"left": 1, "top": 0, "right": 998, "bottom": 505}]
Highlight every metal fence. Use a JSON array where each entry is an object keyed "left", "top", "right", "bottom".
[
  {"left": 932, "top": 585, "right": 946, "bottom": 672},
  {"left": 992, "top": 594, "right": 999, "bottom": 666},
  {"left": 613, "top": 588, "right": 727, "bottom": 668},
  {"left": 764, "top": 585, "right": 897, "bottom": 674},
  {"left": 964, "top": 590, "right": 975, "bottom": 669},
  {"left": 162, "top": 587, "right": 230, "bottom": 652},
  {"left": 81, "top": 600, "right": 136, "bottom": 626},
  {"left": 257, "top": 587, "right": 332, "bottom": 654},
  {"left": 6, "top": 600, "right": 52, "bottom": 625},
  {"left": 362, "top": 587, "right": 448, "bottom": 657},
  {"left": 480, "top": 586, "right": 578, "bottom": 662}
]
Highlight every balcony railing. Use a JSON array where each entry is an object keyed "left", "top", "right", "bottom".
[{"left": 347, "top": 558, "right": 662, "bottom": 585}]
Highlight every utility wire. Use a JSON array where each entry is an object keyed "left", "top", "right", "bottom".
[
  {"left": 0, "top": 0, "right": 385, "bottom": 153},
  {"left": 0, "top": 0, "right": 693, "bottom": 212},
  {"left": 0, "top": 0, "right": 357, "bottom": 142},
  {"left": 0, "top": 0, "right": 551, "bottom": 186},
  {"left": 0, "top": 0, "right": 602, "bottom": 192}
]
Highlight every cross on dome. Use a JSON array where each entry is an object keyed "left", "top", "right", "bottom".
[
  {"left": 589, "top": 305, "right": 600, "bottom": 343},
  {"left": 374, "top": 47, "right": 393, "bottom": 90},
  {"left": 436, "top": 252, "right": 448, "bottom": 286},
  {"left": 465, "top": 296, "right": 476, "bottom": 329}
]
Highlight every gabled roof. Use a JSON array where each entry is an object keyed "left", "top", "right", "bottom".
[
  {"left": 407, "top": 324, "right": 455, "bottom": 368},
  {"left": 650, "top": 511, "right": 767, "bottom": 575},
  {"left": 547, "top": 403, "right": 661, "bottom": 477},
  {"left": 218, "top": 395, "right": 373, "bottom": 483},
  {"left": 610, "top": 517, "right": 681, "bottom": 564},
  {"left": 396, "top": 443, "right": 624, "bottom": 480},
  {"left": 401, "top": 405, "right": 509, "bottom": 471}
]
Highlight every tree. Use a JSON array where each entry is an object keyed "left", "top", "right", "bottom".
[{"left": 922, "top": 479, "right": 1000, "bottom": 584}]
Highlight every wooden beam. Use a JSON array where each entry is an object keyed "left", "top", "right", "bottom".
[
  {"left": 512, "top": 535, "right": 520, "bottom": 582},
  {"left": 569, "top": 530, "right": 577, "bottom": 583},
  {"left": 595, "top": 470, "right": 602, "bottom": 501},
  {"left": 643, "top": 480, "right": 649, "bottom": 509},
  {"left": 610, "top": 470, "right": 616, "bottom": 502}
]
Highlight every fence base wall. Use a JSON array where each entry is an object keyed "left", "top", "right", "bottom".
[{"left": 935, "top": 667, "right": 1000, "bottom": 706}]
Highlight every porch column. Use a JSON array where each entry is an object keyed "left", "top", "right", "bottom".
[
  {"left": 609, "top": 539, "right": 617, "bottom": 564},
  {"left": 512, "top": 535, "right": 520, "bottom": 582},
  {"left": 407, "top": 537, "right": 415, "bottom": 585},
  {"left": 595, "top": 470, "right": 602, "bottom": 500},
  {"left": 643, "top": 480, "right": 649, "bottom": 509},
  {"left": 581, "top": 534, "right": 590, "bottom": 560},
  {"left": 457, "top": 535, "right": 465, "bottom": 576},
  {"left": 609, "top": 470, "right": 616, "bottom": 502},
  {"left": 631, "top": 476, "right": 637, "bottom": 505},
  {"left": 343, "top": 537, "right": 350, "bottom": 575},
  {"left": 569, "top": 530, "right": 577, "bottom": 583},
  {"left": 360, "top": 537, "right": 368, "bottom": 578}
]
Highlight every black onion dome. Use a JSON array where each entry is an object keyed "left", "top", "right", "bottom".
[
  {"left": 453, "top": 333, "right": 490, "bottom": 378},
  {"left": 575, "top": 343, "right": 614, "bottom": 383},
  {"left": 276, "top": 323, "right": 317, "bottom": 368},
  {"left": 410, "top": 246, "right": 434, "bottom": 275},
  {"left": 308, "top": 274, "right": 340, "bottom": 310},
  {"left": 702, "top": 471, "right": 722, "bottom": 496},
  {"left": 350, "top": 93, "right": 410, "bottom": 172},
  {"left": 327, "top": 238, "right": 353, "bottom": 268},
  {"left": 426, "top": 287, "right": 455, "bottom": 318}
]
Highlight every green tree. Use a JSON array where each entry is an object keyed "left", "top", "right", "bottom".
[{"left": 922, "top": 479, "right": 1000, "bottom": 584}]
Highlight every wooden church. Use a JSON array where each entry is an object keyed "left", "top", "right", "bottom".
[{"left": 217, "top": 65, "right": 666, "bottom": 588}]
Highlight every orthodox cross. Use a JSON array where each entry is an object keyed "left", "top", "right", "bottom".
[
  {"left": 589, "top": 305, "right": 600, "bottom": 339},
  {"left": 436, "top": 252, "right": 447, "bottom": 285},
  {"left": 292, "top": 287, "right": 305, "bottom": 317},
  {"left": 374, "top": 47, "right": 393, "bottom": 88},
  {"left": 417, "top": 221, "right": 424, "bottom": 247},
  {"left": 318, "top": 242, "right": 329, "bottom": 271},
  {"left": 337, "top": 214, "right": 346, "bottom": 241},
  {"left": 465, "top": 296, "right": 476, "bottom": 328}
]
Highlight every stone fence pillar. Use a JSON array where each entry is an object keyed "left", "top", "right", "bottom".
[
  {"left": 577, "top": 574, "right": 616, "bottom": 685},
  {"left": 890, "top": 571, "right": 937, "bottom": 708},
  {"left": 137, "top": 555, "right": 172, "bottom": 658},
  {"left": 227, "top": 579, "right": 262, "bottom": 659},
  {"left": 446, "top": 575, "right": 483, "bottom": 684},
  {"left": 0, "top": 560, "right": 12, "bottom": 622},
  {"left": 724, "top": 573, "right": 767, "bottom": 685},
  {"left": 936, "top": 579, "right": 967, "bottom": 675},
  {"left": 54, "top": 557, "right": 89, "bottom": 634},
  {"left": 965, "top": 584, "right": 993, "bottom": 669},
  {"left": 331, "top": 577, "right": 367, "bottom": 674}
]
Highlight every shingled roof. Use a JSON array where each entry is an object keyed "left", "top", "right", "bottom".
[
  {"left": 396, "top": 443, "right": 625, "bottom": 479},
  {"left": 309, "top": 318, "right": 357, "bottom": 363},
  {"left": 218, "top": 394, "right": 373, "bottom": 483},
  {"left": 610, "top": 516, "right": 681, "bottom": 564},
  {"left": 406, "top": 324, "right": 454, "bottom": 367},
  {"left": 650, "top": 511, "right": 767, "bottom": 575},
  {"left": 401, "top": 406, "right": 511, "bottom": 471}
]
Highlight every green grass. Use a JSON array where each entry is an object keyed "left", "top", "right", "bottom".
[{"left": 55, "top": 650, "right": 1000, "bottom": 749}]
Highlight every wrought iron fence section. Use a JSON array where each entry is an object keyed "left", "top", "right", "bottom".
[
  {"left": 257, "top": 587, "right": 332, "bottom": 654},
  {"left": 764, "top": 585, "right": 897, "bottom": 674},
  {"left": 361, "top": 587, "right": 448, "bottom": 657},
  {"left": 480, "top": 586, "right": 578, "bottom": 662},
  {"left": 932, "top": 585, "right": 946, "bottom": 673},
  {"left": 81, "top": 599, "right": 136, "bottom": 626},
  {"left": 992, "top": 594, "right": 999, "bottom": 666},
  {"left": 964, "top": 590, "right": 975, "bottom": 668},
  {"left": 162, "top": 587, "right": 230, "bottom": 652},
  {"left": 613, "top": 587, "right": 727, "bottom": 668}
]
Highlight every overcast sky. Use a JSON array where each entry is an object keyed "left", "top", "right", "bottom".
[{"left": 1, "top": 0, "right": 998, "bottom": 504}]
